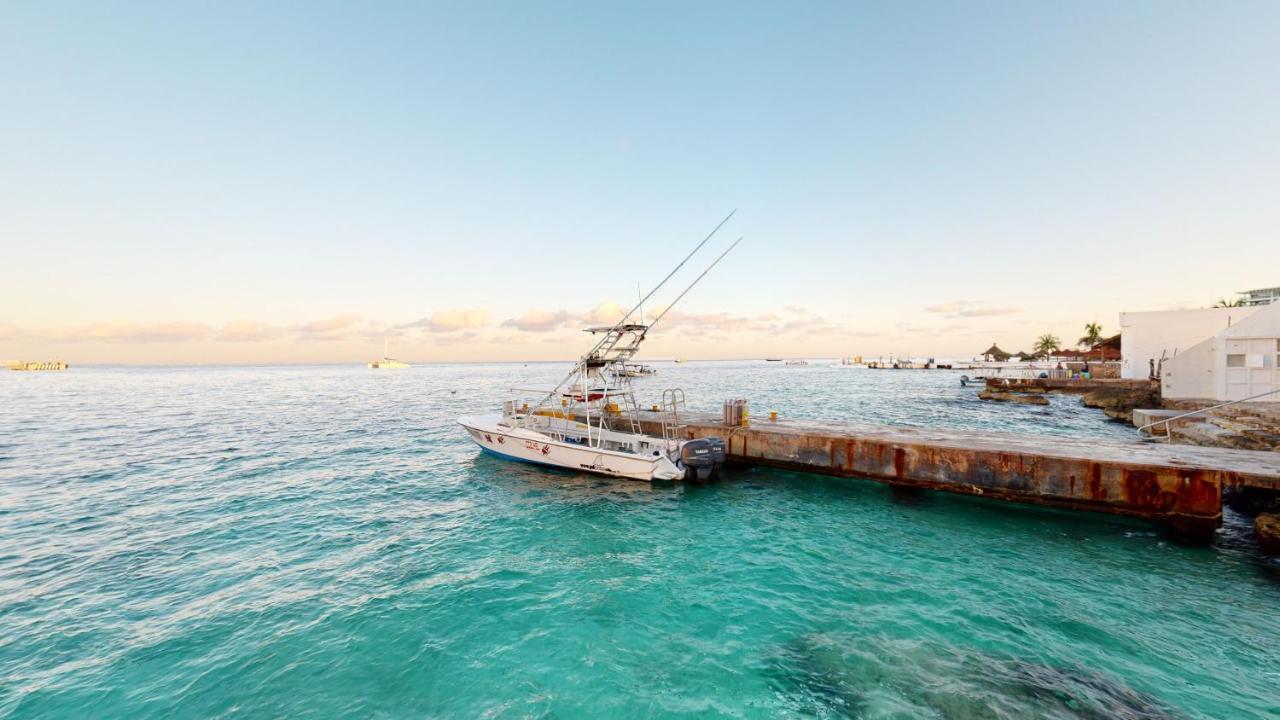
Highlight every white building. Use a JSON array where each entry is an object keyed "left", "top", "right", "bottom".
[
  {"left": 1239, "top": 286, "right": 1280, "bottom": 306},
  {"left": 1161, "top": 301, "right": 1280, "bottom": 402},
  {"left": 1119, "top": 306, "right": 1261, "bottom": 380}
]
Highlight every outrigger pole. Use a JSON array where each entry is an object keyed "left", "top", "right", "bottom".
[
  {"left": 643, "top": 235, "right": 743, "bottom": 335},
  {"left": 530, "top": 211, "right": 739, "bottom": 409},
  {"left": 591, "top": 208, "right": 736, "bottom": 344}
]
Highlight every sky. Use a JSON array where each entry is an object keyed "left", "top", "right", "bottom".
[{"left": 2, "top": 1, "right": 1279, "bottom": 363}]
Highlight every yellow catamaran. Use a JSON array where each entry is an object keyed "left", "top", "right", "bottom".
[{"left": 367, "top": 339, "right": 410, "bottom": 369}]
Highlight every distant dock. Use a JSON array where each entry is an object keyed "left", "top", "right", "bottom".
[
  {"left": 627, "top": 409, "right": 1280, "bottom": 538},
  {"left": 8, "top": 360, "right": 69, "bottom": 371}
]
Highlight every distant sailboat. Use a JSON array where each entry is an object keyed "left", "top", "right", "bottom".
[{"left": 368, "top": 338, "right": 410, "bottom": 369}]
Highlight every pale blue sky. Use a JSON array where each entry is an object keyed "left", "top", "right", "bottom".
[{"left": 3, "top": 2, "right": 1278, "bottom": 361}]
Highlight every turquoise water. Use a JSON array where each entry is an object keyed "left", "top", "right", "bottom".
[{"left": 2, "top": 363, "right": 1277, "bottom": 718}]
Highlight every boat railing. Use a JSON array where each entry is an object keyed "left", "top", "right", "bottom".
[
  {"left": 661, "top": 389, "right": 687, "bottom": 446},
  {"left": 1136, "top": 388, "right": 1280, "bottom": 441}
]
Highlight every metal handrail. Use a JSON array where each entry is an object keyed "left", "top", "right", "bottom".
[{"left": 1136, "top": 387, "right": 1280, "bottom": 441}]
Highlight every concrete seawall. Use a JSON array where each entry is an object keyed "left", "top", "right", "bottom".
[{"left": 632, "top": 410, "right": 1280, "bottom": 538}]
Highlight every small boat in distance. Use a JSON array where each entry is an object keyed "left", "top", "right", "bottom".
[
  {"left": 618, "top": 363, "right": 658, "bottom": 377},
  {"left": 784, "top": 359, "right": 809, "bottom": 366},
  {"left": 368, "top": 338, "right": 410, "bottom": 369}
]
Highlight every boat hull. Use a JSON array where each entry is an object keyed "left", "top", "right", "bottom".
[{"left": 458, "top": 415, "right": 684, "bottom": 481}]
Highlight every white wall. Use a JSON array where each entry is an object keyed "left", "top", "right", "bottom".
[
  {"left": 1218, "top": 302, "right": 1280, "bottom": 401},
  {"left": 1161, "top": 303, "right": 1280, "bottom": 402},
  {"left": 1119, "top": 307, "right": 1260, "bottom": 380},
  {"left": 1160, "top": 337, "right": 1216, "bottom": 400}
]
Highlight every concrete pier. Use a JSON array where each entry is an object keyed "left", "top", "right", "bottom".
[{"left": 634, "top": 410, "right": 1280, "bottom": 538}]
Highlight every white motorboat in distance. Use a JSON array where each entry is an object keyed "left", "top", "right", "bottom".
[{"left": 618, "top": 363, "right": 658, "bottom": 377}]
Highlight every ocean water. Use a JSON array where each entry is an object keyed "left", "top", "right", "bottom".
[{"left": 1, "top": 362, "right": 1277, "bottom": 719}]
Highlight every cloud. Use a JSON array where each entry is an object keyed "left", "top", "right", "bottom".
[
  {"left": 293, "top": 315, "right": 362, "bottom": 341},
  {"left": 405, "top": 308, "right": 489, "bottom": 332},
  {"left": 502, "top": 309, "right": 571, "bottom": 332},
  {"left": 217, "top": 320, "right": 278, "bottom": 342},
  {"left": 433, "top": 330, "right": 482, "bottom": 346},
  {"left": 656, "top": 307, "right": 845, "bottom": 336},
  {"left": 783, "top": 305, "right": 807, "bottom": 314},
  {"left": 581, "top": 302, "right": 626, "bottom": 326},
  {"left": 499, "top": 302, "right": 629, "bottom": 334},
  {"left": 923, "top": 300, "right": 1021, "bottom": 318},
  {"left": 67, "top": 321, "right": 213, "bottom": 342}
]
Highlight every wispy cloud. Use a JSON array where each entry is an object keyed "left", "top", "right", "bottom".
[
  {"left": 58, "top": 321, "right": 215, "bottom": 343},
  {"left": 498, "top": 303, "right": 627, "bottom": 334},
  {"left": 404, "top": 308, "right": 490, "bottom": 332},
  {"left": 923, "top": 300, "right": 1021, "bottom": 319},
  {"left": 217, "top": 319, "right": 278, "bottom": 342},
  {"left": 502, "top": 309, "right": 571, "bottom": 332},
  {"left": 293, "top": 315, "right": 362, "bottom": 341}
]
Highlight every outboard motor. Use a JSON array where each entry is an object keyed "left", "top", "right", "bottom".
[{"left": 679, "top": 437, "right": 727, "bottom": 482}]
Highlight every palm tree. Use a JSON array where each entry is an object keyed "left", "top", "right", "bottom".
[
  {"left": 1034, "top": 333, "right": 1061, "bottom": 356},
  {"left": 1213, "top": 298, "right": 1244, "bottom": 308},
  {"left": 1077, "top": 322, "right": 1103, "bottom": 348}
]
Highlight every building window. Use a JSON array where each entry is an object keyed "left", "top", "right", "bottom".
[{"left": 1226, "top": 354, "right": 1245, "bottom": 367}]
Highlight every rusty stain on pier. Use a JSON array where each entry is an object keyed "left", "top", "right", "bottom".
[{"left": 631, "top": 410, "right": 1280, "bottom": 538}]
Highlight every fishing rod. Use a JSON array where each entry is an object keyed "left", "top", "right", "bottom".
[
  {"left": 644, "top": 235, "right": 743, "bottom": 335},
  {"left": 580, "top": 208, "right": 736, "bottom": 358},
  {"left": 530, "top": 211, "right": 739, "bottom": 408}
]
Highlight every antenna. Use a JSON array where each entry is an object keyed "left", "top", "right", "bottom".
[{"left": 637, "top": 282, "right": 644, "bottom": 326}]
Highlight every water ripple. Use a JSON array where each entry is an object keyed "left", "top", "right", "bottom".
[{"left": 1, "top": 363, "right": 1277, "bottom": 718}]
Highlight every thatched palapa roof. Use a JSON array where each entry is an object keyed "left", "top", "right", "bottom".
[{"left": 982, "top": 343, "right": 1011, "bottom": 361}]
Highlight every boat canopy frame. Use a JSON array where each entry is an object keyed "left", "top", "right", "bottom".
[{"left": 506, "top": 213, "right": 742, "bottom": 451}]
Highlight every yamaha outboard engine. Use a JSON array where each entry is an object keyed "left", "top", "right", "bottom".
[{"left": 679, "top": 437, "right": 728, "bottom": 482}]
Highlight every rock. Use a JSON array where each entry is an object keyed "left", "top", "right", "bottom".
[
  {"left": 1256, "top": 513, "right": 1280, "bottom": 555},
  {"left": 1081, "top": 388, "right": 1159, "bottom": 423},
  {"left": 1103, "top": 407, "right": 1134, "bottom": 423},
  {"left": 1169, "top": 421, "right": 1253, "bottom": 450},
  {"left": 979, "top": 389, "right": 1049, "bottom": 405}
]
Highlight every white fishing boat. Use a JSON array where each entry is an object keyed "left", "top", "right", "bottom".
[
  {"left": 617, "top": 363, "right": 658, "bottom": 378},
  {"left": 458, "top": 213, "right": 742, "bottom": 482}
]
